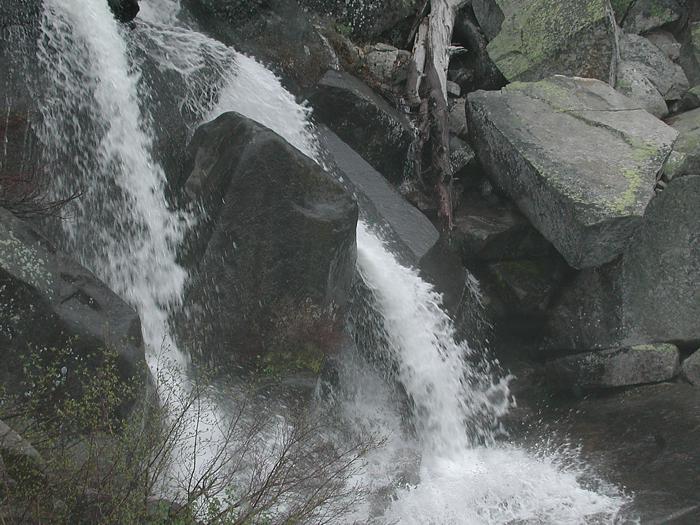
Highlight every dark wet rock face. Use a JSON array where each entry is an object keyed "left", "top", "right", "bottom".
[
  {"left": 182, "top": 0, "right": 335, "bottom": 91},
  {"left": 470, "top": 0, "right": 504, "bottom": 41},
  {"left": 450, "top": 7, "right": 507, "bottom": 94},
  {"left": 0, "top": 208, "right": 146, "bottom": 400},
  {"left": 467, "top": 75, "right": 677, "bottom": 270},
  {"left": 513, "top": 382, "right": 700, "bottom": 523},
  {"left": 308, "top": 70, "right": 414, "bottom": 185},
  {"left": 452, "top": 193, "right": 551, "bottom": 263},
  {"left": 181, "top": 112, "right": 358, "bottom": 368},
  {"left": 107, "top": 0, "right": 139, "bottom": 22},
  {"left": 299, "top": 0, "right": 421, "bottom": 42},
  {"left": 0, "top": 0, "right": 43, "bottom": 184}
]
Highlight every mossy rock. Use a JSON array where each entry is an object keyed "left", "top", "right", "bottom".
[{"left": 487, "top": 0, "right": 617, "bottom": 83}]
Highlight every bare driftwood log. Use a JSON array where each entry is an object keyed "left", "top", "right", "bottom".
[{"left": 407, "top": 0, "right": 467, "bottom": 230}]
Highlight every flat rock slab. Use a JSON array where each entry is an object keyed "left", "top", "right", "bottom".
[
  {"left": 486, "top": 0, "right": 617, "bottom": 83},
  {"left": 547, "top": 343, "right": 680, "bottom": 391},
  {"left": 318, "top": 126, "right": 438, "bottom": 263},
  {"left": 467, "top": 75, "right": 678, "bottom": 269}
]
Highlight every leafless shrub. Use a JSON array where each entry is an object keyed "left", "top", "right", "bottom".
[{"left": 0, "top": 347, "right": 376, "bottom": 524}]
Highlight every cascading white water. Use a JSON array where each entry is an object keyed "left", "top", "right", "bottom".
[
  {"left": 38, "top": 0, "right": 187, "bottom": 361},
  {"left": 36, "top": 0, "right": 223, "bottom": 486},
  {"left": 36, "top": 0, "right": 628, "bottom": 522},
  {"left": 351, "top": 224, "right": 625, "bottom": 524}
]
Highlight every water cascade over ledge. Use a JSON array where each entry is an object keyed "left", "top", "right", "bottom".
[{"left": 34, "top": 0, "right": 628, "bottom": 522}]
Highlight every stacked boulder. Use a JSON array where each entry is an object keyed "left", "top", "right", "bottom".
[{"left": 460, "top": 0, "right": 700, "bottom": 392}]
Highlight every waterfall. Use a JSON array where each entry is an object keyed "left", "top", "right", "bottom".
[
  {"left": 34, "top": 0, "right": 627, "bottom": 522},
  {"left": 37, "top": 0, "right": 187, "bottom": 363}
]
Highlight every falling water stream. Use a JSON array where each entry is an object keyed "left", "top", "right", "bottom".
[{"left": 35, "top": 0, "right": 627, "bottom": 522}]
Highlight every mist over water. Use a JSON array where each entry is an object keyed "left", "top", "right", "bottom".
[{"left": 35, "top": 0, "right": 627, "bottom": 522}]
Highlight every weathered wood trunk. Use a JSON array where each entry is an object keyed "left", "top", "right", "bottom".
[{"left": 408, "top": 0, "right": 466, "bottom": 229}]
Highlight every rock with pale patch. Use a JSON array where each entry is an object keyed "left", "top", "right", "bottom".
[
  {"left": 467, "top": 75, "right": 678, "bottom": 269},
  {"left": 0, "top": 208, "right": 146, "bottom": 405}
]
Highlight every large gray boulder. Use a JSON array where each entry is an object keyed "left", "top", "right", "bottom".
[
  {"left": 307, "top": 70, "right": 414, "bottom": 185},
  {"left": 182, "top": 112, "right": 358, "bottom": 369},
  {"left": 621, "top": 175, "right": 700, "bottom": 345},
  {"left": 0, "top": 208, "right": 146, "bottom": 398},
  {"left": 619, "top": 33, "right": 689, "bottom": 102},
  {"left": 663, "top": 107, "right": 700, "bottom": 179},
  {"left": 547, "top": 343, "right": 680, "bottom": 391},
  {"left": 547, "top": 175, "right": 700, "bottom": 352},
  {"left": 467, "top": 75, "right": 677, "bottom": 269},
  {"left": 485, "top": 0, "right": 618, "bottom": 84}
]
